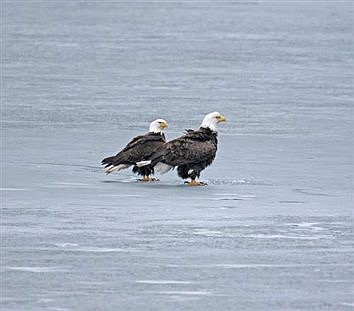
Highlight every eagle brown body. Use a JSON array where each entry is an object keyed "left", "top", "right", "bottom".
[{"left": 101, "top": 132, "right": 166, "bottom": 178}]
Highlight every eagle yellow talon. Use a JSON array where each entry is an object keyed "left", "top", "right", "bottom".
[
  {"left": 138, "top": 176, "right": 150, "bottom": 182},
  {"left": 185, "top": 180, "right": 208, "bottom": 186}
]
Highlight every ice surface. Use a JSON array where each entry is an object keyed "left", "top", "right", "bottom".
[{"left": 2, "top": 1, "right": 353, "bottom": 311}]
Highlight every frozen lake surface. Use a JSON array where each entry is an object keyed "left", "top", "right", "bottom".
[{"left": 2, "top": 2, "right": 353, "bottom": 311}]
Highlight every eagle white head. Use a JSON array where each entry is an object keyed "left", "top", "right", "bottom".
[
  {"left": 149, "top": 119, "right": 169, "bottom": 133},
  {"left": 201, "top": 112, "right": 227, "bottom": 132}
]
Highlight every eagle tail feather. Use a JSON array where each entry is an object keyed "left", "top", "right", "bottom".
[
  {"left": 136, "top": 160, "right": 152, "bottom": 167},
  {"left": 105, "top": 164, "right": 130, "bottom": 174}
]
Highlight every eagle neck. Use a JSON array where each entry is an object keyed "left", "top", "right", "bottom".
[{"left": 200, "top": 126, "right": 217, "bottom": 135}]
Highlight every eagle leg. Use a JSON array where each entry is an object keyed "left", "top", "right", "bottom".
[
  {"left": 185, "top": 179, "right": 208, "bottom": 186},
  {"left": 137, "top": 175, "right": 150, "bottom": 182}
]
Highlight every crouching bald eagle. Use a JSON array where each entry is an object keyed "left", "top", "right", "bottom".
[
  {"left": 101, "top": 119, "right": 168, "bottom": 181},
  {"left": 137, "top": 112, "right": 226, "bottom": 186}
]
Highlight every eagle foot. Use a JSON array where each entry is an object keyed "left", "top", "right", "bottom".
[
  {"left": 185, "top": 180, "right": 208, "bottom": 186},
  {"left": 138, "top": 176, "right": 159, "bottom": 182}
]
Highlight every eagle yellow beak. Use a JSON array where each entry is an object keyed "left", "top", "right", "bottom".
[
  {"left": 160, "top": 121, "right": 169, "bottom": 129},
  {"left": 217, "top": 115, "right": 227, "bottom": 123}
]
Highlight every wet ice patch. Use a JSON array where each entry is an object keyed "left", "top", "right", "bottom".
[
  {"left": 287, "top": 222, "right": 326, "bottom": 232},
  {"left": 244, "top": 234, "right": 327, "bottom": 240},
  {"left": 61, "top": 246, "right": 140, "bottom": 253},
  {"left": 0, "top": 188, "right": 26, "bottom": 191},
  {"left": 146, "top": 290, "right": 212, "bottom": 296},
  {"left": 6, "top": 266, "right": 67, "bottom": 273},
  {"left": 166, "top": 263, "right": 353, "bottom": 269},
  {"left": 54, "top": 243, "right": 139, "bottom": 253}
]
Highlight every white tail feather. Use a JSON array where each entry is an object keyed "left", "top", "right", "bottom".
[
  {"left": 136, "top": 160, "right": 152, "bottom": 167},
  {"left": 105, "top": 164, "right": 130, "bottom": 174}
]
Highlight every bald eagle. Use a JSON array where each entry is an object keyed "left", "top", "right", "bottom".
[
  {"left": 101, "top": 119, "right": 168, "bottom": 181},
  {"left": 137, "top": 112, "right": 226, "bottom": 186}
]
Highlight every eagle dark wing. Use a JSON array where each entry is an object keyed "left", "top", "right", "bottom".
[
  {"left": 102, "top": 132, "right": 165, "bottom": 168},
  {"left": 165, "top": 136, "right": 216, "bottom": 166},
  {"left": 120, "top": 133, "right": 165, "bottom": 153},
  {"left": 148, "top": 128, "right": 217, "bottom": 167}
]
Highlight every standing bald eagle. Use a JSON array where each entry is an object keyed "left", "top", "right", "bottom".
[
  {"left": 137, "top": 112, "right": 226, "bottom": 186},
  {"left": 101, "top": 119, "right": 168, "bottom": 181}
]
